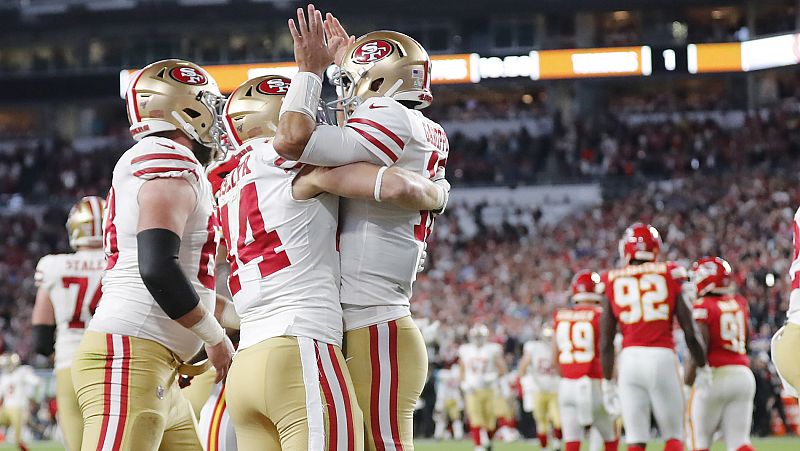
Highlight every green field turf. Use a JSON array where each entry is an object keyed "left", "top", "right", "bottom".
[{"left": 1, "top": 438, "right": 797, "bottom": 450}]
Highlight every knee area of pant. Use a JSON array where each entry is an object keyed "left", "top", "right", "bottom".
[{"left": 128, "top": 411, "right": 166, "bottom": 445}]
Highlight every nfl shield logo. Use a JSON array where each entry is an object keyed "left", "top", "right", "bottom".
[{"left": 411, "top": 68, "right": 424, "bottom": 88}]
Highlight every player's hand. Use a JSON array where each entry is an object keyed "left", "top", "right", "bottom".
[
  {"left": 205, "top": 335, "right": 234, "bottom": 383},
  {"left": 288, "top": 4, "right": 330, "bottom": 78},
  {"left": 323, "top": 13, "right": 355, "bottom": 66},
  {"left": 694, "top": 365, "right": 712, "bottom": 390},
  {"left": 417, "top": 242, "right": 428, "bottom": 273},
  {"left": 601, "top": 379, "right": 621, "bottom": 416}
]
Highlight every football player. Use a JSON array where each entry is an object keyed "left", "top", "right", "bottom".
[
  {"left": 30, "top": 196, "right": 106, "bottom": 451},
  {"left": 599, "top": 223, "right": 708, "bottom": 451},
  {"left": 685, "top": 257, "right": 755, "bottom": 451},
  {"left": 773, "top": 206, "right": 800, "bottom": 399},
  {"left": 0, "top": 354, "right": 38, "bottom": 451},
  {"left": 218, "top": 72, "right": 447, "bottom": 450},
  {"left": 518, "top": 327, "right": 561, "bottom": 450},
  {"left": 71, "top": 59, "right": 234, "bottom": 451},
  {"left": 433, "top": 366, "right": 464, "bottom": 441},
  {"left": 273, "top": 7, "right": 450, "bottom": 451},
  {"left": 553, "top": 270, "right": 619, "bottom": 451},
  {"left": 458, "top": 325, "right": 507, "bottom": 451}
]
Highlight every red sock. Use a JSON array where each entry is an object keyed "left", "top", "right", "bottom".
[
  {"left": 604, "top": 439, "right": 619, "bottom": 451},
  {"left": 664, "top": 439, "right": 684, "bottom": 451},
  {"left": 735, "top": 446, "right": 755, "bottom": 451},
  {"left": 537, "top": 433, "right": 548, "bottom": 448},
  {"left": 627, "top": 446, "right": 646, "bottom": 451},
  {"left": 470, "top": 427, "right": 481, "bottom": 446},
  {"left": 553, "top": 428, "right": 562, "bottom": 440},
  {"left": 565, "top": 441, "right": 581, "bottom": 451}
]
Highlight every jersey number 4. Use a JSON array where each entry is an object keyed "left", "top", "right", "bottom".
[
  {"left": 62, "top": 277, "right": 101, "bottom": 329},
  {"left": 220, "top": 182, "right": 291, "bottom": 294},
  {"left": 612, "top": 274, "right": 670, "bottom": 324}
]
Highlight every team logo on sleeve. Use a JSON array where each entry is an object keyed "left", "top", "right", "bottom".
[
  {"left": 169, "top": 67, "right": 208, "bottom": 85},
  {"left": 352, "top": 40, "right": 393, "bottom": 64},
  {"left": 255, "top": 77, "right": 291, "bottom": 95}
]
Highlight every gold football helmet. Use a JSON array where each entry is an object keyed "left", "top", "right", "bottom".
[
  {"left": 331, "top": 30, "right": 433, "bottom": 117},
  {"left": 66, "top": 196, "right": 105, "bottom": 249},
  {"left": 223, "top": 74, "right": 289, "bottom": 147},
  {"left": 125, "top": 59, "right": 226, "bottom": 156}
]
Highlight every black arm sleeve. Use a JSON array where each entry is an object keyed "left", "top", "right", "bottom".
[
  {"left": 32, "top": 324, "right": 56, "bottom": 357},
  {"left": 137, "top": 228, "right": 200, "bottom": 320}
]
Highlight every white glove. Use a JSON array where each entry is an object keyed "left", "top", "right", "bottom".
[
  {"left": 695, "top": 365, "right": 712, "bottom": 391},
  {"left": 417, "top": 242, "right": 428, "bottom": 273},
  {"left": 432, "top": 168, "right": 450, "bottom": 215},
  {"left": 601, "top": 379, "right": 621, "bottom": 416}
]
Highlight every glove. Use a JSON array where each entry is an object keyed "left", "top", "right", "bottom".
[
  {"left": 601, "top": 379, "right": 621, "bottom": 416},
  {"left": 417, "top": 242, "right": 428, "bottom": 273},
  {"left": 432, "top": 168, "right": 450, "bottom": 215},
  {"left": 695, "top": 365, "right": 712, "bottom": 391}
]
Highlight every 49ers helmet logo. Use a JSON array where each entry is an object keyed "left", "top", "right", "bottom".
[
  {"left": 255, "top": 77, "right": 291, "bottom": 95},
  {"left": 352, "top": 40, "right": 393, "bottom": 64},
  {"left": 169, "top": 67, "right": 208, "bottom": 85}
]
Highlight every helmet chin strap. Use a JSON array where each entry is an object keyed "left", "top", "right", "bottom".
[
  {"left": 383, "top": 79, "right": 403, "bottom": 98},
  {"left": 171, "top": 111, "right": 202, "bottom": 143}
]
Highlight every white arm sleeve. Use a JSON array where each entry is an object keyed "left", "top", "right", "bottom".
[{"left": 298, "top": 124, "right": 387, "bottom": 167}]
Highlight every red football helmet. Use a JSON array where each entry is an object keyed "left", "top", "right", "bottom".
[
  {"left": 692, "top": 257, "right": 734, "bottom": 296},
  {"left": 619, "top": 222, "right": 662, "bottom": 264},
  {"left": 570, "top": 270, "right": 603, "bottom": 303}
]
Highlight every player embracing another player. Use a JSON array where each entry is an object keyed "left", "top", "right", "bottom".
[
  {"left": 272, "top": 5, "right": 450, "bottom": 451},
  {"left": 553, "top": 270, "right": 619, "bottom": 451},
  {"left": 599, "top": 223, "right": 709, "bottom": 451},
  {"left": 685, "top": 257, "right": 755, "bottom": 451},
  {"left": 72, "top": 59, "right": 234, "bottom": 451}
]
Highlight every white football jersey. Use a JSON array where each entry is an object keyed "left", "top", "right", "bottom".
[
  {"left": 299, "top": 96, "right": 449, "bottom": 331},
  {"left": 435, "top": 367, "right": 463, "bottom": 407},
  {"left": 788, "top": 206, "right": 800, "bottom": 325},
  {"left": 458, "top": 342, "right": 503, "bottom": 391},
  {"left": 90, "top": 136, "right": 218, "bottom": 361},
  {"left": 216, "top": 140, "right": 341, "bottom": 349},
  {"left": 34, "top": 249, "right": 105, "bottom": 370},
  {"left": 523, "top": 340, "right": 560, "bottom": 393},
  {"left": 0, "top": 366, "right": 39, "bottom": 409}
]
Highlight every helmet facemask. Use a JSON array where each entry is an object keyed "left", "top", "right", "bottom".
[{"left": 197, "top": 90, "right": 232, "bottom": 163}]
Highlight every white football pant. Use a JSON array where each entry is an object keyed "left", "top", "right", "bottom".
[
  {"left": 618, "top": 347, "right": 684, "bottom": 444},
  {"left": 689, "top": 365, "right": 755, "bottom": 451},
  {"left": 558, "top": 377, "right": 617, "bottom": 443}
]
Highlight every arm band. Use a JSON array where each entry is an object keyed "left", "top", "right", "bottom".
[
  {"left": 137, "top": 228, "right": 200, "bottom": 320},
  {"left": 279, "top": 72, "right": 322, "bottom": 120},
  {"left": 374, "top": 166, "right": 388, "bottom": 202},
  {"left": 189, "top": 310, "right": 225, "bottom": 346},
  {"left": 31, "top": 324, "right": 56, "bottom": 356}
]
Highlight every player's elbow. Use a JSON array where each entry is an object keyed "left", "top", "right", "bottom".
[{"left": 272, "top": 134, "right": 306, "bottom": 161}]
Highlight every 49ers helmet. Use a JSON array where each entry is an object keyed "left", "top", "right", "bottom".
[
  {"left": 570, "top": 270, "right": 604, "bottom": 303},
  {"left": 691, "top": 256, "right": 734, "bottom": 296},
  {"left": 66, "top": 196, "right": 106, "bottom": 250},
  {"left": 619, "top": 222, "right": 662, "bottom": 264},
  {"left": 223, "top": 75, "right": 290, "bottom": 148},
  {"left": 125, "top": 59, "right": 226, "bottom": 156},
  {"left": 330, "top": 30, "right": 433, "bottom": 117}
]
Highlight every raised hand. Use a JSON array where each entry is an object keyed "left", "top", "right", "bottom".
[
  {"left": 288, "top": 4, "right": 330, "bottom": 78},
  {"left": 323, "top": 13, "right": 355, "bottom": 66}
]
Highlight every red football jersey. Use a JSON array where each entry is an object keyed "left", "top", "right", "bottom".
[
  {"left": 554, "top": 304, "right": 603, "bottom": 379},
  {"left": 692, "top": 294, "right": 750, "bottom": 367},
  {"left": 602, "top": 261, "right": 687, "bottom": 349}
]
